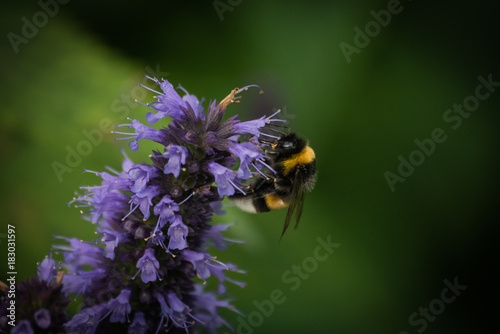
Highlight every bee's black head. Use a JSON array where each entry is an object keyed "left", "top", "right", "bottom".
[{"left": 273, "top": 132, "right": 307, "bottom": 157}]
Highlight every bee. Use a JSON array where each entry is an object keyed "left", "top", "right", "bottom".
[{"left": 230, "top": 132, "right": 316, "bottom": 240}]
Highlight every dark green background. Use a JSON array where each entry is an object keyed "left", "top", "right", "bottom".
[{"left": 1, "top": 0, "right": 499, "bottom": 333}]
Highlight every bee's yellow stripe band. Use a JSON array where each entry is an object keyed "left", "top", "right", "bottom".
[
  {"left": 281, "top": 146, "right": 315, "bottom": 176},
  {"left": 265, "top": 193, "right": 289, "bottom": 210}
]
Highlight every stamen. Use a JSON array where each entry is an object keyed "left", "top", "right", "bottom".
[
  {"left": 82, "top": 169, "right": 99, "bottom": 175},
  {"left": 209, "top": 257, "right": 229, "bottom": 270},
  {"left": 73, "top": 203, "right": 92, "bottom": 208},
  {"left": 105, "top": 166, "right": 120, "bottom": 175},
  {"left": 196, "top": 272, "right": 207, "bottom": 285},
  {"left": 111, "top": 131, "right": 134, "bottom": 136},
  {"left": 154, "top": 317, "right": 164, "bottom": 334},
  {"left": 135, "top": 99, "right": 154, "bottom": 109},
  {"left": 177, "top": 192, "right": 194, "bottom": 206},
  {"left": 269, "top": 118, "right": 287, "bottom": 123},
  {"left": 114, "top": 123, "right": 130, "bottom": 128},
  {"left": 176, "top": 84, "right": 189, "bottom": 95},
  {"left": 223, "top": 237, "right": 245, "bottom": 244},
  {"left": 260, "top": 132, "right": 280, "bottom": 139},
  {"left": 144, "top": 232, "right": 156, "bottom": 242},
  {"left": 252, "top": 162, "right": 271, "bottom": 180},
  {"left": 268, "top": 109, "right": 281, "bottom": 119},
  {"left": 121, "top": 203, "right": 140, "bottom": 221},
  {"left": 165, "top": 248, "right": 176, "bottom": 257},
  {"left": 131, "top": 268, "right": 141, "bottom": 280},
  {"left": 138, "top": 83, "right": 162, "bottom": 95},
  {"left": 256, "top": 158, "right": 277, "bottom": 174},
  {"left": 113, "top": 136, "right": 135, "bottom": 142},
  {"left": 235, "top": 84, "right": 260, "bottom": 94},
  {"left": 111, "top": 125, "right": 137, "bottom": 142},
  {"left": 145, "top": 75, "right": 161, "bottom": 84},
  {"left": 228, "top": 179, "right": 246, "bottom": 195},
  {"left": 186, "top": 311, "right": 204, "bottom": 327}
]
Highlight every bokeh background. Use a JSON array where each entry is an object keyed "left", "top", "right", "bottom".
[{"left": 1, "top": 0, "right": 499, "bottom": 333}]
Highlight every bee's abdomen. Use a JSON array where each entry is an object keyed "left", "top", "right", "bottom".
[{"left": 264, "top": 193, "right": 289, "bottom": 210}]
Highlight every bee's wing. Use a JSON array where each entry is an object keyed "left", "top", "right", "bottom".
[
  {"left": 280, "top": 170, "right": 306, "bottom": 241},
  {"left": 293, "top": 186, "right": 306, "bottom": 230}
]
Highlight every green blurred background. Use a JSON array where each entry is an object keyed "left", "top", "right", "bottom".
[{"left": 1, "top": 0, "right": 499, "bottom": 333}]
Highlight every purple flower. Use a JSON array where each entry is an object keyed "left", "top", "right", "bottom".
[
  {"left": 33, "top": 308, "right": 51, "bottom": 329},
  {"left": 210, "top": 200, "right": 226, "bottom": 216},
  {"left": 0, "top": 259, "right": 69, "bottom": 334},
  {"left": 166, "top": 291, "right": 189, "bottom": 312},
  {"left": 134, "top": 248, "right": 160, "bottom": 283},
  {"left": 56, "top": 237, "right": 104, "bottom": 271},
  {"left": 162, "top": 144, "right": 189, "bottom": 177},
  {"left": 191, "top": 286, "right": 245, "bottom": 333},
  {"left": 37, "top": 253, "right": 57, "bottom": 284},
  {"left": 64, "top": 304, "right": 107, "bottom": 333},
  {"left": 182, "top": 90, "right": 205, "bottom": 118},
  {"left": 146, "top": 77, "right": 187, "bottom": 123},
  {"left": 155, "top": 292, "right": 172, "bottom": 327},
  {"left": 232, "top": 108, "right": 284, "bottom": 136},
  {"left": 185, "top": 246, "right": 246, "bottom": 297},
  {"left": 62, "top": 268, "right": 107, "bottom": 296},
  {"left": 128, "top": 184, "right": 161, "bottom": 221},
  {"left": 129, "top": 164, "right": 160, "bottom": 193},
  {"left": 207, "top": 161, "right": 240, "bottom": 196},
  {"left": 70, "top": 168, "right": 132, "bottom": 225},
  {"left": 232, "top": 117, "right": 267, "bottom": 136},
  {"left": 128, "top": 312, "right": 147, "bottom": 334},
  {"left": 167, "top": 215, "right": 189, "bottom": 250},
  {"left": 101, "top": 229, "right": 128, "bottom": 260},
  {"left": 12, "top": 320, "right": 34, "bottom": 334},
  {"left": 182, "top": 250, "right": 210, "bottom": 280},
  {"left": 153, "top": 195, "right": 179, "bottom": 229},
  {"left": 228, "top": 141, "right": 261, "bottom": 178},
  {"left": 206, "top": 222, "right": 235, "bottom": 251},
  {"left": 58, "top": 77, "right": 279, "bottom": 333},
  {"left": 106, "top": 289, "right": 132, "bottom": 323},
  {"left": 113, "top": 119, "right": 163, "bottom": 151}
]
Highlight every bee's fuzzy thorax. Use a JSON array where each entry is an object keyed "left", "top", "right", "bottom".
[{"left": 281, "top": 146, "right": 316, "bottom": 176}]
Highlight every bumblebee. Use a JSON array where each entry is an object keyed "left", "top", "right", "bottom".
[{"left": 230, "top": 132, "right": 316, "bottom": 240}]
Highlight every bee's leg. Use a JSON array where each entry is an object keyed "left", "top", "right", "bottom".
[
  {"left": 253, "top": 177, "right": 274, "bottom": 192},
  {"left": 250, "top": 138, "right": 277, "bottom": 155}
]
